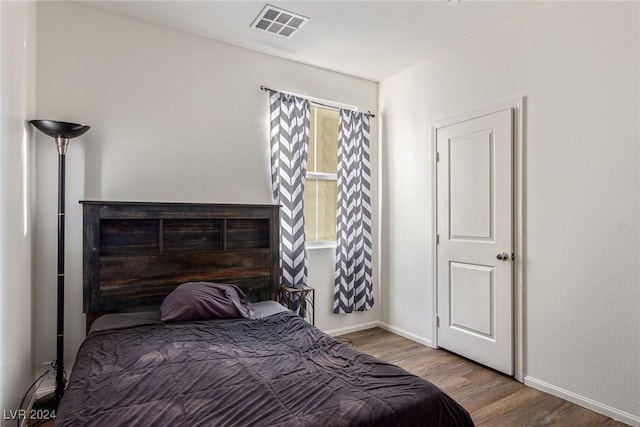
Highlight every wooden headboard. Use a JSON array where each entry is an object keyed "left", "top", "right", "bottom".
[{"left": 81, "top": 201, "right": 280, "bottom": 330}]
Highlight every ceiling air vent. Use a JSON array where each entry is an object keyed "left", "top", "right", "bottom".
[{"left": 251, "top": 4, "right": 309, "bottom": 38}]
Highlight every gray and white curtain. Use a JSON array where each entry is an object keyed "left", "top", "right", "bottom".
[
  {"left": 333, "top": 110, "right": 374, "bottom": 314},
  {"left": 269, "top": 90, "right": 310, "bottom": 314}
]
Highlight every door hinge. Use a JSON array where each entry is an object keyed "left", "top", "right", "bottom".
[
  {"left": 436, "top": 315, "right": 440, "bottom": 328},
  {"left": 512, "top": 252, "right": 515, "bottom": 261},
  {"left": 436, "top": 152, "right": 440, "bottom": 162},
  {"left": 436, "top": 234, "right": 440, "bottom": 245}
]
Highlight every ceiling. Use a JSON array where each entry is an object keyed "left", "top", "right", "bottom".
[{"left": 81, "top": 1, "right": 537, "bottom": 82}]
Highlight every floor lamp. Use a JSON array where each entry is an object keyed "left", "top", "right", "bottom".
[{"left": 30, "top": 120, "right": 90, "bottom": 408}]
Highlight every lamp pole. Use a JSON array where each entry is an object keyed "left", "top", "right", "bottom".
[{"left": 54, "top": 135, "right": 69, "bottom": 402}]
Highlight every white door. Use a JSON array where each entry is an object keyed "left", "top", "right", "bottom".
[{"left": 436, "top": 108, "right": 514, "bottom": 375}]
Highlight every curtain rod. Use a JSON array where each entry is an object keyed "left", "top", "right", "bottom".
[{"left": 260, "top": 85, "right": 376, "bottom": 118}]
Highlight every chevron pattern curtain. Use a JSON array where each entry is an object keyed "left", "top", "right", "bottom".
[
  {"left": 333, "top": 110, "right": 374, "bottom": 314},
  {"left": 269, "top": 90, "right": 310, "bottom": 315}
]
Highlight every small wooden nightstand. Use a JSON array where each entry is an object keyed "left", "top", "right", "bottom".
[{"left": 278, "top": 285, "right": 315, "bottom": 325}]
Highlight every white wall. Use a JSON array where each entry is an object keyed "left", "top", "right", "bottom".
[
  {"left": 34, "top": 2, "right": 379, "bottom": 374},
  {"left": 380, "top": 1, "right": 639, "bottom": 422},
  {"left": 0, "top": 1, "right": 36, "bottom": 423}
]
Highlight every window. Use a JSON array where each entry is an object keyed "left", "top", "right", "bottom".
[{"left": 304, "top": 105, "right": 338, "bottom": 247}]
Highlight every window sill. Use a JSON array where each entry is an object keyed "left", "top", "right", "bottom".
[{"left": 306, "top": 241, "right": 336, "bottom": 250}]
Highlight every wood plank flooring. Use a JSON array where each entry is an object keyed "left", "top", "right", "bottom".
[{"left": 338, "top": 327, "right": 628, "bottom": 427}]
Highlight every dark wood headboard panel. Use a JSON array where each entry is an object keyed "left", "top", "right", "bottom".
[{"left": 81, "top": 201, "right": 280, "bottom": 329}]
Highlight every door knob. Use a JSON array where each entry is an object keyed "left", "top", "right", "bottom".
[{"left": 496, "top": 252, "right": 509, "bottom": 261}]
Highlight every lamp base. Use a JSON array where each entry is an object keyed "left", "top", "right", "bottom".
[{"left": 31, "top": 392, "right": 60, "bottom": 422}]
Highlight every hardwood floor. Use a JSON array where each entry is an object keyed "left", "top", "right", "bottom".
[{"left": 339, "top": 327, "right": 628, "bottom": 427}]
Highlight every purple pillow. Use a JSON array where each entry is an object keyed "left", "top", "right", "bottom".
[{"left": 160, "top": 282, "right": 254, "bottom": 322}]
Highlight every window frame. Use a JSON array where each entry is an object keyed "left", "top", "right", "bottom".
[
  {"left": 305, "top": 103, "right": 339, "bottom": 250},
  {"left": 305, "top": 172, "right": 338, "bottom": 249}
]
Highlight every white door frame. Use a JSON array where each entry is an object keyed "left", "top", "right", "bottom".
[{"left": 431, "top": 96, "right": 526, "bottom": 382}]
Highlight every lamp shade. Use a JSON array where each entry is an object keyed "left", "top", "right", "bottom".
[{"left": 30, "top": 120, "right": 90, "bottom": 139}]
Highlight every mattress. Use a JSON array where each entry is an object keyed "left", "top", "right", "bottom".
[
  {"left": 57, "top": 311, "right": 473, "bottom": 426},
  {"left": 87, "top": 301, "right": 289, "bottom": 334}
]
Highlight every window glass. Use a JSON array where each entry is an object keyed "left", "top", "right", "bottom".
[
  {"left": 314, "top": 108, "right": 338, "bottom": 173},
  {"left": 305, "top": 106, "right": 338, "bottom": 245},
  {"left": 316, "top": 179, "right": 337, "bottom": 241}
]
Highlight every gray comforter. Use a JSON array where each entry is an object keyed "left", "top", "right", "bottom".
[{"left": 56, "top": 312, "right": 474, "bottom": 426}]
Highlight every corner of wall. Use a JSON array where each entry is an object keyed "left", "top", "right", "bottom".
[{"left": 0, "top": 0, "right": 37, "bottom": 419}]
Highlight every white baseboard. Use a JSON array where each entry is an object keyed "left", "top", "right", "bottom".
[
  {"left": 377, "top": 322, "right": 433, "bottom": 348},
  {"left": 324, "top": 321, "right": 381, "bottom": 337},
  {"left": 324, "top": 320, "right": 434, "bottom": 349},
  {"left": 524, "top": 376, "right": 640, "bottom": 427},
  {"left": 35, "top": 373, "right": 56, "bottom": 400},
  {"left": 35, "top": 377, "right": 55, "bottom": 399}
]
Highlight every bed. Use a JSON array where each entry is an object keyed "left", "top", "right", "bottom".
[{"left": 56, "top": 201, "right": 474, "bottom": 426}]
